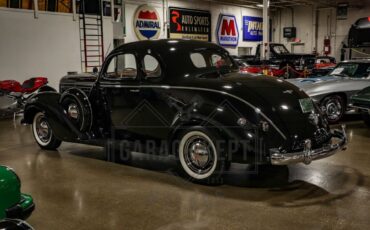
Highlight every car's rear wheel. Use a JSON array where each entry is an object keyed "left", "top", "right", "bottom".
[
  {"left": 176, "top": 128, "right": 225, "bottom": 184},
  {"left": 32, "top": 112, "right": 61, "bottom": 150},
  {"left": 362, "top": 112, "right": 370, "bottom": 127},
  {"left": 321, "top": 95, "right": 346, "bottom": 124}
]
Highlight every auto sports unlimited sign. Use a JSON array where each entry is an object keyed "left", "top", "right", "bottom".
[
  {"left": 243, "top": 16, "right": 263, "bottom": 41},
  {"left": 216, "top": 14, "right": 239, "bottom": 47},
  {"left": 134, "top": 5, "right": 161, "bottom": 40},
  {"left": 169, "top": 7, "right": 211, "bottom": 42}
]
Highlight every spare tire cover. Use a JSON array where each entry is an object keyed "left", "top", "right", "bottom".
[{"left": 60, "top": 88, "right": 92, "bottom": 132}]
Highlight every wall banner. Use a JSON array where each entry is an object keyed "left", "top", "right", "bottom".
[
  {"left": 169, "top": 7, "right": 211, "bottom": 42},
  {"left": 216, "top": 14, "right": 239, "bottom": 47},
  {"left": 134, "top": 5, "right": 161, "bottom": 40},
  {"left": 242, "top": 16, "right": 263, "bottom": 41}
]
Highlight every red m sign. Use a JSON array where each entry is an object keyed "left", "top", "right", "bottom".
[{"left": 221, "top": 19, "right": 236, "bottom": 36}]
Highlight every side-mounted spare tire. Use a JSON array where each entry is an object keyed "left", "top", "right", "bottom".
[{"left": 60, "top": 88, "right": 93, "bottom": 133}]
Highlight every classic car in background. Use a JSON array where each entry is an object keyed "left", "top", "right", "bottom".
[
  {"left": 22, "top": 40, "right": 347, "bottom": 184},
  {"left": 0, "top": 77, "right": 54, "bottom": 119},
  {"left": 351, "top": 86, "right": 370, "bottom": 127},
  {"left": 348, "top": 17, "right": 370, "bottom": 48},
  {"left": 314, "top": 56, "right": 336, "bottom": 69},
  {"left": 0, "top": 165, "right": 34, "bottom": 229},
  {"left": 287, "top": 60, "right": 370, "bottom": 123},
  {"left": 232, "top": 43, "right": 315, "bottom": 78},
  {"left": 311, "top": 56, "right": 336, "bottom": 76}
]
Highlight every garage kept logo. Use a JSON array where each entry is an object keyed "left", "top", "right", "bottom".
[
  {"left": 216, "top": 14, "right": 239, "bottom": 47},
  {"left": 134, "top": 5, "right": 161, "bottom": 40}
]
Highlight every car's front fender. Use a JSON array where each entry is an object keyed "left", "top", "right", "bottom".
[{"left": 23, "top": 92, "right": 86, "bottom": 142}]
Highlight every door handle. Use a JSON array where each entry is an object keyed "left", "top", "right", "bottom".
[{"left": 129, "top": 89, "right": 140, "bottom": 93}]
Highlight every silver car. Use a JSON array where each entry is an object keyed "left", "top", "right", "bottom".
[{"left": 287, "top": 60, "right": 370, "bottom": 123}]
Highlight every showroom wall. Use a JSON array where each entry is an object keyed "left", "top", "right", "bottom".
[
  {"left": 0, "top": 1, "right": 263, "bottom": 89},
  {"left": 123, "top": 0, "right": 262, "bottom": 55},
  {"left": 272, "top": 4, "right": 370, "bottom": 61},
  {"left": 271, "top": 6, "right": 316, "bottom": 54},
  {"left": 0, "top": 7, "right": 113, "bottom": 88}
]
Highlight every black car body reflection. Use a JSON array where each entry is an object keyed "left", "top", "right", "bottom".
[{"left": 22, "top": 40, "right": 347, "bottom": 184}]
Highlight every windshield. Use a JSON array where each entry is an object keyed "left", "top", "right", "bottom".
[
  {"left": 329, "top": 63, "right": 359, "bottom": 77},
  {"left": 271, "top": 44, "right": 290, "bottom": 54}
]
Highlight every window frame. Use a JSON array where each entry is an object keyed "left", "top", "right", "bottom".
[
  {"left": 101, "top": 52, "right": 139, "bottom": 82},
  {"left": 189, "top": 50, "right": 236, "bottom": 71},
  {"left": 140, "top": 52, "right": 165, "bottom": 83}
]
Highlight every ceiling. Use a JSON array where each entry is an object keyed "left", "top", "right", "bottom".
[{"left": 204, "top": 0, "right": 370, "bottom": 9}]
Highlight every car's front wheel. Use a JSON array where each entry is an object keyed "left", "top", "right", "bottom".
[
  {"left": 176, "top": 128, "right": 225, "bottom": 184},
  {"left": 32, "top": 112, "right": 61, "bottom": 150},
  {"left": 321, "top": 95, "right": 346, "bottom": 124}
]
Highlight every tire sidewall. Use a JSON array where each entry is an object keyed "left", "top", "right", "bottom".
[
  {"left": 176, "top": 127, "right": 225, "bottom": 184},
  {"left": 32, "top": 112, "right": 52, "bottom": 147}
]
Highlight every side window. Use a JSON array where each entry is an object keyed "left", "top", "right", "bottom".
[
  {"left": 143, "top": 55, "right": 162, "bottom": 79},
  {"left": 190, "top": 53, "right": 207, "bottom": 68},
  {"left": 105, "top": 53, "right": 137, "bottom": 79}
]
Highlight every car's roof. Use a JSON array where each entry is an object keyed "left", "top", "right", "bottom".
[
  {"left": 341, "top": 59, "right": 370, "bottom": 64},
  {"left": 109, "top": 39, "right": 236, "bottom": 83},
  {"left": 113, "top": 39, "right": 226, "bottom": 54}
]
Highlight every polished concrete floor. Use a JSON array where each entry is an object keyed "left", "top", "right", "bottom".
[{"left": 1, "top": 117, "right": 370, "bottom": 230}]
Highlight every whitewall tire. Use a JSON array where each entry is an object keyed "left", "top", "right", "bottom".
[
  {"left": 177, "top": 128, "right": 225, "bottom": 184},
  {"left": 32, "top": 112, "right": 61, "bottom": 150}
]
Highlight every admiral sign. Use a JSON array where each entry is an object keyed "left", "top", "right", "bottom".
[
  {"left": 243, "top": 16, "right": 263, "bottom": 41},
  {"left": 216, "top": 14, "right": 239, "bottom": 47},
  {"left": 169, "top": 7, "right": 211, "bottom": 42},
  {"left": 134, "top": 5, "right": 161, "bottom": 40}
]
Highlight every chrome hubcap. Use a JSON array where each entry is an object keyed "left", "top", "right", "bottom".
[
  {"left": 67, "top": 103, "right": 79, "bottom": 119},
  {"left": 326, "top": 100, "right": 342, "bottom": 121},
  {"left": 183, "top": 136, "right": 214, "bottom": 175},
  {"left": 36, "top": 116, "right": 51, "bottom": 143}
]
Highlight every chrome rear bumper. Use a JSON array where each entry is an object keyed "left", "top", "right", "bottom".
[{"left": 270, "top": 125, "right": 347, "bottom": 165}]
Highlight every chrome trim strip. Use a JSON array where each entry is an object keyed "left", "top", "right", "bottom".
[
  {"left": 351, "top": 105, "right": 370, "bottom": 111},
  {"left": 61, "top": 82, "right": 94, "bottom": 87},
  {"left": 270, "top": 125, "right": 347, "bottom": 165},
  {"left": 99, "top": 83, "right": 287, "bottom": 140}
]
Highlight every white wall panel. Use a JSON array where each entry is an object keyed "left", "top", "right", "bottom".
[{"left": 0, "top": 8, "right": 113, "bottom": 89}]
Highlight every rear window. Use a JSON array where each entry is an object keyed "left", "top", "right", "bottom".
[{"left": 190, "top": 50, "right": 234, "bottom": 69}]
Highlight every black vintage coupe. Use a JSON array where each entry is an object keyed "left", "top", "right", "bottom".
[{"left": 22, "top": 40, "right": 347, "bottom": 183}]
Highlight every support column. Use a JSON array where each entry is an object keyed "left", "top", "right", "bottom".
[
  {"left": 72, "top": 0, "right": 77, "bottom": 21},
  {"left": 33, "top": 0, "right": 38, "bottom": 19},
  {"left": 262, "top": 0, "right": 269, "bottom": 60}
]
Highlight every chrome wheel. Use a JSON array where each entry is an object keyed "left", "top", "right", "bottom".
[
  {"left": 322, "top": 96, "right": 344, "bottom": 123},
  {"left": 179, "top": 131, "right": 217, "bottom": 180},
  {"left": 33, "top": 112, "right": 52, "bottom": 145},
  {"left": 67, "top": 103, "right": 79, "bottom": 119}
]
